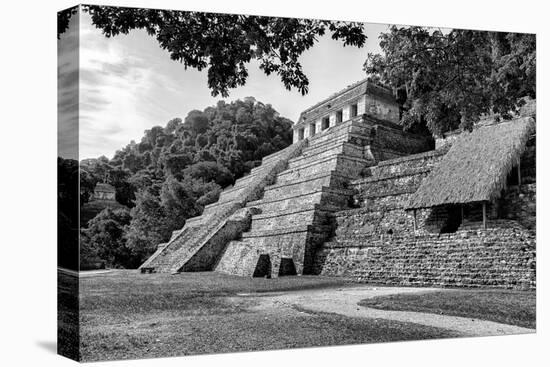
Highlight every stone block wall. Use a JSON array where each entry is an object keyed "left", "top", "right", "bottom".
[
  {"left": 313, "top": 220, "right": 535, "bottom": 289},
  {"left": 215, "top": 238, "right": 265, "bottom": 277},
  {"left": 370, "top": 123, "right": 434, "bottom": 159},
  {"left": 332, "top": 199, "right": 414, "bottom": 240},
  {"left": 365, "top": 93, "right": 400, "bottom": 123},
  {"left": 353, "top": 151, "right": 445, "bottom": 202}
]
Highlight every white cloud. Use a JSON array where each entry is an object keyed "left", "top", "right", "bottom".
[{"left": 78, "top": 14, "right": 163, "bottom": 159}]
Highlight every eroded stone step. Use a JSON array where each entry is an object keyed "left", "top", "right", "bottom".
[
  {"left": 231, "top": 169, "right": 273, "bottom": 188},
  {"left": 359, "top": 188, "right": 417, "bottom": 201},
  {"left": 357, "top": 166, "right": 431, "bottom": 184},
  {"left": 279, "top": 155, "right": 372, "bottom": 184},
  {"left": 363, "top": 150, "right": 446, "bottom": 178},
  {"left": 300, "top": 137, "right": 349, "bottom": 155},
  {"left": 299, "top": 140, "right": 365, "bottom": 160},
  {"left": 202, "top": 198, "right": 242, "bottom": 214},
  {"left": 242, "top": 224, "right": 332, "bottom": 238},
  {"left": 148, "top": 227, "right": 201, "bottom": 260},
  {"left": 216, "top": 186, "right": 247, "bottom": 203},
  {"left": 352, "top": 177, "right": 425, "bottom": 200},
  {"left": 261, "top": 143, "right": 301, "bottom": 164},
  {"left": 323, "top": 236, "right": 536, "bottom": 249},
  {"left": 278, "top": 157, "right": 342, "bottom": 183},
  {"left": 307, "top": 120, "right": 373, "bottom": 146},
  {"left": 247, "top": 187, "right": 353, "bottom": 213},
  {"left": 262, "top": 172, "right": 351, "bottom": 201},
  {"left": 249, "top": 161, "right": 279, "bottom": 175},
  {"left": 289, "top": 145, "right": 372, "bottom": 168},
  {"left": 302, "top": 135, "right": 350, "bottom": 154},
  {"left": 304, "top": 131, "right": 370, "bottom": 155},
  {"left": 249, "top": 206, "right": 335, "bottom": 232},
  {"left": 250, "top": 211, "right": 317, "bottom": 232}
]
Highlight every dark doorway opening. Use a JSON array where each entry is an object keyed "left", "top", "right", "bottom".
[
  {"left": 278, "top": 258, "right": 297, "bottom": 276},
  {"left": 336, "top": 110, "right": 343, "bottom": 123},
  {"left": 441, "top": 205, "right": 462, "bottom": 233},
  {"left": 310, "top": 123, "right": 316, "bottom": 136},
  {"left": 252, "top": 254, "right": 272, "bottom": 278},
  {"left": 350, "top": 103, "right": 358, "bottom": 118},
  {"left": 507, "top": 165, "right": 520, "bottom": 186},
  {"left": 321, "top": 117, "right": 330, "bottom": 130}
]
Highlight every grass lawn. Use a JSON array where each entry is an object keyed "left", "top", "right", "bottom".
[
  {"left": 73, "top": 270, "right": 458, "bottom": 362},
  {"left": 359, "top": 289, "right": 536, "bottom": 329}
]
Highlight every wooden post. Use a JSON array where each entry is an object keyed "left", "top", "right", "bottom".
[
  {"left": 413, "top": 209, "right": 418, "bottom": 232},
  {"left": 482, "top": 202, "right": 487, "bottom": 230}
]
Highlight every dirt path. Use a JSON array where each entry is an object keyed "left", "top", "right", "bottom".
[{"left": 238, "top": 286, "right": 534, "bottom": 337}]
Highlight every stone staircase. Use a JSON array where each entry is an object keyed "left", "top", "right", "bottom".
[
  {"left": 214, "top": 120, "right": 373, "bottom": 277},
  {"left": 139, "top": 140, "right": 307, "bottom": 273}
]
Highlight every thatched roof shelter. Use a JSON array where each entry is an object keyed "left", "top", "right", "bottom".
[{"left": 407, "top": 117, "right": 535, "bottom": 210}]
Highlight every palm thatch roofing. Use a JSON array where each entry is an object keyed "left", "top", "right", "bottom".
[{"left": 407, "top": 117, "right": 535, "bottom": 210}]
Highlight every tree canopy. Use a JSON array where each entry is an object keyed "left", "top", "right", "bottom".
[
  {"left": 80, "top": 208, "right": 135, "bottom": 269},
  {"left": 58, "top": 6, "right": 366, "bottom": 97},
  {"left": 364, "top": 26, "right": 535, "bottom": 136}
]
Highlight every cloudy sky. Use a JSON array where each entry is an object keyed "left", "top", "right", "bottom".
[{"left": 58, "top": 7, "right": 392, "bottom": 160}]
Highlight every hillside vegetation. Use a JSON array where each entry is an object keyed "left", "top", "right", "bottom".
[{"left": 77, "top": 98, "right": 293, "bottom": 269}]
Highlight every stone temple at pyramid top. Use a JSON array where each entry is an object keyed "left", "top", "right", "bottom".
[{"left": 292, "top": 79, "right": 400, "bottom": 143}]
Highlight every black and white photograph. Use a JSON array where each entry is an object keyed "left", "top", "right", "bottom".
[
  {"left": 55, "top": 3, "right": 540, "bottom": 363},
  {"left": 3, "top": 1, "right": 545, "bottom": 366}
]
